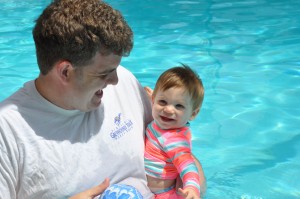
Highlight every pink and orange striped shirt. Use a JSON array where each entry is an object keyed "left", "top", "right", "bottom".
[{"left": 144, "top": 121, "right": 200, "bottom": 196}]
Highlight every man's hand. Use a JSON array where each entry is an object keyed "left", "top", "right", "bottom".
[
  {"left": 144, "top": 86, "right": 153, "bottom": 102},
  {"left": 69, "top": 178, "right": 110, "bottom": 199},
  {"left": 178, "top": 187, "right": 200, "bottom": 199}
]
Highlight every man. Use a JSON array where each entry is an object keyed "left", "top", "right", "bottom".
[{"left": 0, "top": 0, "right": 205, "bottom": 198}]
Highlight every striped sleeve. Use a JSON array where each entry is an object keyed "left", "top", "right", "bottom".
[{"left": 161, "top": 129, "right": 200, "bottom": 196}]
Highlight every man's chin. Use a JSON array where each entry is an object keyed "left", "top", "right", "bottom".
[{"left": 78, "top": 100, "right": 102, "bottom": 112}]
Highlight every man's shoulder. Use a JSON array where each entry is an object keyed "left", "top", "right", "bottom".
[
  {"left": 0, "top": 95, "right": 18, "bottom": 116},
  {"left": 117, "top": 65, "right": 136, "bottom": 79},
  {"left": 0, "top": 81, "right": 34, "bottom": 117},
  {"left": 112, "top": 65, "right": 141, "bottom": 93}
]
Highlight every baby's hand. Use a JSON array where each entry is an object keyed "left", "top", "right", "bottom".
[{"left": 178, "top": 187, "right": 200, "bottom": 199}]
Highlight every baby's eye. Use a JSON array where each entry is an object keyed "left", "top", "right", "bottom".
[
  {"left": 175, "top": 104, "right": 185, "bottom": 109},
  {"left": 158, "top": 100, "right": 167, "bottom": 106}
]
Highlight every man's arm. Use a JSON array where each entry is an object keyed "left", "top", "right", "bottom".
[
  {"left": 69, "top": 178, "right": 109, "bottom": 199},
  {"left": 192, "top": 155, "right": 207, "bottom": 197}
]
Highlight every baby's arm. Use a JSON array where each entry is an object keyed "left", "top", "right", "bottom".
[
  {"left": 178, "top": 187, "right": 200, "bottom": 199},
  {"left": 163, "top": 132, "right": 200, "bottom": 197},
  {"left": 176, "top": 155, "right": 206, "bottom": 199}
]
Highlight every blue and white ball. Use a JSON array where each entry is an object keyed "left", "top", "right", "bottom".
[{"left": 98, "top": 184, "right": 143, "bottom": 199}]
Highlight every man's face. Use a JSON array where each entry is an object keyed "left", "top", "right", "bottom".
[{"left": 67, "top": 52, "right": 122, "bottom": 111}]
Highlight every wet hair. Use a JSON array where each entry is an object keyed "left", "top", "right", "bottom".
[
  {"left": 33, "top": 0, "right": 133, "bottom": 75},
  {"left": 153, "top": 64, "right": 204, "bottom": 110}
]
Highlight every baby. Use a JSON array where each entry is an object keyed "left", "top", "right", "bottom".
[{"left": 144, "top": 64, "right": 204, "bottom": 199}]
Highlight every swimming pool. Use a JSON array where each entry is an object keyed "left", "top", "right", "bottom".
[{"left": 0, "top": 0, "right": 299, "bottom": 198}]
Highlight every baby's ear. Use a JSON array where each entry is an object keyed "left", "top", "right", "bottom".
[{"left": 190, "top": 108, "right": 200, "bottom": 121}]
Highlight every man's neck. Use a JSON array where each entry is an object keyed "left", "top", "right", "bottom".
[{"left": 35, "top": 74, "right": 69, "bottom": 110}]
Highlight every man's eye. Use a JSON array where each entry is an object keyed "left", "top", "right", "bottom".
[
  {"left": 98, "top": 74, "right": 109, "bottom": 79},
  {"left": 176, "top": 104, "right": 185, "bottom": 109},
  {"left": 97, "top": 68, "right": 117, "bottom": 79},
  {"left": 158, "top": 100, "right": 167, "bottom": 105}
]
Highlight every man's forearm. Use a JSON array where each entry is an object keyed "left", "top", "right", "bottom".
[{"left": 192, "top": 154, "right": 207, "bottom": 197}]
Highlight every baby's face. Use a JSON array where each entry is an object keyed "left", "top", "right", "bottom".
[{"left": 152, "top": 87, "right": 198, "bottom": 129}]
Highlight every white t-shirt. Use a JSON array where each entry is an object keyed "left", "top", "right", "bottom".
[{"left": 0, "top": 66, "right": 154, "bottom": 199}]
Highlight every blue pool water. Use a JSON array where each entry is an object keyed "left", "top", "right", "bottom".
[{"left": 0, "top": 0, "right": 299, "bottom": 198}]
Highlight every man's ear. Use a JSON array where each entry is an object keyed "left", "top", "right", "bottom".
[
  {"left": 190, "top": 108, "right": 200, "bottom": 121},
  {"left": 55, "top": 60, "right": 73, "bottom": 82}
]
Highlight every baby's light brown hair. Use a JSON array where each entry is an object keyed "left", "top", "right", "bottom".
[{"left": 153, "top": 64, "right": 204, "bottom": 111}]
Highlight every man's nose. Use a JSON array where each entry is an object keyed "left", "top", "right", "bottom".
[{"left": 106, "top": 70, "right": 118, "bottom": 85}]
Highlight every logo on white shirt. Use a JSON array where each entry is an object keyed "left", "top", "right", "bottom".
[{"left": 111, "top": 113, "right": 133, "bottom": 140}]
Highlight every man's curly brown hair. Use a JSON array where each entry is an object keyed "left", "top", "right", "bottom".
[{"left": 33, "top": 0, "right": 133, "bottom": 75}]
